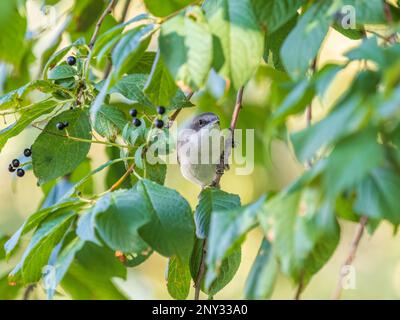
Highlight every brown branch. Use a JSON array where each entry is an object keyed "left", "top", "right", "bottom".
[
  {"left": 89, "top": 0, "right": 118, "bottom": 49},
  {"left": 194, "top": 239, "right": 207, "bottom": 300},
  {"left": 331, "top": 216, "right": 368, "bottom": 300},
  {"left": 110, "top": 163, "right": 135, "bottom": 191},
  {"left": 22, "top": 284, "right": 36, "bottom": 300},
  {"left": 211, "top": 86, "right": 244, "bottom": 188},
  {"left": 120, "top": 0, "right": 131, "bottom": 23}
]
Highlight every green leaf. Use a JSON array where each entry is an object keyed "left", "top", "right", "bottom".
[
  {"left": 281, "top": 2, "right": 338, "bottom": 79},
  {"left": 32, "top": 109, "right": 92, "bottom": 185},
  {"left": 264, "top": 15, "right": 298, "bottom": 71},
  {"left": 111, "top": 74, "right": 153, "bottom": 107},
  {"left": 43, "top": 38, "right": 85, "bottom": 79},
  {"left": 259, "top": 189, "right": 340, "bottom": 283},
  {"left": 61, "top": 242, "right": 127, "bottom": 300},
  {"left": 194, "top": 188, "right": 241, "bottom": 239},
  {"left": 0, "top": 2, "right": 26, "bottom": 67},
  {"left": 204, "top": 0, "right": 264, "bottom": 89},
  {"left": 0, "top": 99, "right": 58, "bottom": 152},
  {"left": 291, "top": 94, "right": 369, "bottom": 162},
  {"left": 105, "top": 147, "right": 133, "bottom": 190},
  {"left": 143, "top": 160, "right": 167, "bottom": 185},
  {"left": 48, "top": 65, "right": 77, "bottom": 80},
  {"left": 191, "top": 238, "right": 241, "bottom": 296},
  {"left": 112, "top": 24, "right": 154, "bottom": 80},
  {"left": 340, "top": 0, "right": 385, "bottom": 25},
  {"left": 167, "top": 255, "right": 191, "bottom": 300},
  {"left": 137, "top": 179, "right": 195, "bottom": 262},
  {"left": 0, "top": 272, "right": 21, "bottom": 299},
  {"left": 10, "top": 211, "right": 76, "bottom": 284},
  {"left": 272, "top": 79, "right": 314, "bottom": 124},
  {"left": 251, "top": 0, "right": 306, "bottom": 33},
  {"left": 0, "top": 80, "right": 64, "bottom": 110},
  {"left": 244, "top": 239, "right": 278, "bottom": 300},
  {"left": 93, "top": 104, "right": 128, "bottom": 140},
  {"left": 205, "top": 196, "right": 265, "bottom": 289},
  {"left": 322, "top": 128, "right": 384, "bottom": 197},
  {"left": 94, "top": 190, "right": 151, "bottom": 254},
  {"left": 160, "top": 7, "right": 213, "bottom": 90},
  {"left": 143, "top": 0, "right": 195, "bottom": 17},
  {"left": 4, "top": 200, "right": 83, "bottom": 259},
  {"left": 354, "top": 167, "right": 400, "bottom": 225},
  {"left": 144, "top": 52, "right": 178, "bottom": 106}
]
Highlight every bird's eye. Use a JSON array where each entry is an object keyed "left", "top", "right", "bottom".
[{"left": 198, "top": 119, "right": 205, "bottom": 126}]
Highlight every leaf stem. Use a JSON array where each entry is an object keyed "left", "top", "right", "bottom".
[
  {"left": 32, "top": 124, "right": 130, "bottom": 149},
  {"left": 332, "top": 216, "right": 368, "bottom": 300}
]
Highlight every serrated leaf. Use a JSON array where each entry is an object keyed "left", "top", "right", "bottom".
[
  {"left": 195, "top": 188, "right": 241, "bottom": 239},
  {"left": 259, "top": 189, "right": 340, "bottom": 284},
  {"left": 94, "top": 190, "right": 151, "bottom": 254},
  {"left": 112, "top": 24, "right": 154, "bottom": 80},
  {"left": 48, "top": 65, "right": 77, "bottom": 80},
  {"left": 94, "top": 105, "right": 127, "bottom": 140},
  {"left": 251, "top": 0, "right": 306, "bottom": 33},
  {"left": 204, "top": 0, "right": 264, "bottom": 89},
  {"left": 32, "top": 109, "right": 92, "bottom": 185},
  {"left": 354, "top": 167, "right": 400, "bottom": 225},
  {"left": 10, "top": 211, "right": 76, "bottom": 284},
  {"left": 160, "top": 7, "right": 213, "bottom": 90},
  {"left": 111, "top": 74, "right": 153, "bottom": 107},
  {"left": 0, "top": 99, "right": 58, "bottom": 152},
  {"left": 4, "top": 200, "right": 84, "bottom": 259},
  {"left": 244, "top": 239, "right": 277, "bottom": 300},
  {"left": 281, "top": 2, "right": 338, "bottom": 79},
  {"left": 167, "top": 255, "right": 191, "bottom": 300},
  {"left": 137, "top": 179, "right": 195, "bottom": 262},
  {"left": 205, "top": 196, "right": 265, "bottom": 289},
  {"left": 144, "top": 52, "right": 178, "bottom": 106}
]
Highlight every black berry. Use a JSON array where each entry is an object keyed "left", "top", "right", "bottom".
[
  {"left": 8, "top": 164, "right": 15, "bottom": 173},
  {"left": 24, "top": 148, "right": 32, "bottom": 157},
  {"left": 129, "top": 108, "right": 138, "bottom": 117},
  {"left": 154, "top": 119, "right": 164, "bottom": 129},
  {"left": 156, "top": 106, "right": 166, "bottom": 115},
  {"left": 133, "top": 118, "right": 141, "bottom": 127},
  {"left": 63, "top": 121, "right": 69, "bottom": 128},
  {"left": 66, "top": 56, "right": 76, "bottom": 66},
  {"left": 16, "top": 168, "right": 25, "bottom": 177},
  {"left": 12, "top": 159, "right": 20, "bottom": 168},
  {"left": 56, "top": 122, "right": 65, "bottom": 130}
]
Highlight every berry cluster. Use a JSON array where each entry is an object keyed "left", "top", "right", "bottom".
[
  {"left": 56, "top": 121, "right": 69, "bottom": 130},
  {"left": 129, "top": 106, "right": 166, "bottom": 129},
  {"left": 7, "top": 148, "right": 31, "bottom": 177}
]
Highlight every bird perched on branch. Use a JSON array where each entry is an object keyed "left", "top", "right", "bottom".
[{"left": 177, "top": 112, "right": 227, "bottom": 188}]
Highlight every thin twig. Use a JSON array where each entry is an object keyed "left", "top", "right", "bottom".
[
  {"left": 120, "top": 0, "right": 131, "bottom": 23},
  {"left": 211, "top": 86, "right": 244, "bottom": 188},
  {"left": 332, "top": 216, "right": 368, "bottom": 300},
  {"left": 194, "top": 239, "right": 207, "bottom": 300},
  {"left": 110, "top": 163, "right": 135, "bottom": 191},
  {"left": 23, "top": 284, "right": 36, "bottom": 300},
  {"left": 89, "top": 0, "right": 118, "bottom": 49}
]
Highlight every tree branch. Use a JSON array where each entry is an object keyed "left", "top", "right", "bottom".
[
  {"left": 331, "top": 215, "right": 368, "bottom": 300},
  {"left": 211, "top": 86, "right": 245, "bottom": 188},
  {"left": 194, "top": 239, "right": 207, "bottom": 300},
  {"left": 22, "top": 284, "right": 36, "bottom": 300},
  {"left": 89, "top": 0, "right": 118, "bottom": 49}
]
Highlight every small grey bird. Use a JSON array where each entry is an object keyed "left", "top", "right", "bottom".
[{"left": 177, "top": 112, "right": 224, "bottom": 188}]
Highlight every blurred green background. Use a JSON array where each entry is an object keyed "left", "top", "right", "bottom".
[{"left": 1, "top": 0, "right": 400, "bottom": 300}]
